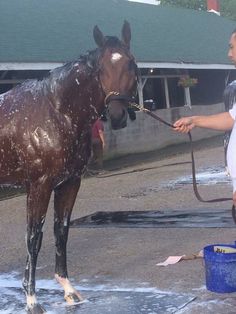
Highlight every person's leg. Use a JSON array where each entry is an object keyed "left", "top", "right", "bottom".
[
  {"left": 96, "top": 141, "right": 103, "bottom": 169},
  {"left": 91, "top": 138, "right": 103, "bottom": 170}
]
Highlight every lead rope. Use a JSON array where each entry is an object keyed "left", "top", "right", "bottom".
[{"left": 130, "top": 103, "right": 236, "bottom": 223}]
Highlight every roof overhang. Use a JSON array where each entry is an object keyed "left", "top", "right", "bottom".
[
  {"left": 138, "top": 62, "right": 236, "bottom": 70},
  {"left": 0, "top": 63, "right": 63, "bottom": 71},
  {"left": 0, "top": 62, "right": 235, "bottom": 71}
]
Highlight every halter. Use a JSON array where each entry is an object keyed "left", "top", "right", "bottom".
[{"left": 104, "top": 91, "right": 135, "bottom": 106}]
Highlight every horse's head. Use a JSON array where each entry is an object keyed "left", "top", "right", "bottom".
[{"left": 93, "top": 21, "right": 138, "bottom": 130}]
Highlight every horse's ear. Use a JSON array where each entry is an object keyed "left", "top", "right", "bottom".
[
  {"left": 93, "top": 25, "right": 106, "bottom": 48},
  {"left": 121, "top": 20, "right": 131, "bottom": 49}
]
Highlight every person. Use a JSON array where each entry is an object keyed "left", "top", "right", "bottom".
[
  {"left": 173, "top": 28, "right": 236, "bottom": 206},
  {"left": 90, "top": 118, "right": 105, "bottom": 171}
]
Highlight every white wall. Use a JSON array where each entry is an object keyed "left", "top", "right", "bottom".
[{"left": 103, "top": 103, "right": 225, "bottom": 159}]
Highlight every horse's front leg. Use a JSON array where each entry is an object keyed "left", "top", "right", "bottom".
[
  {"left": 23, "top": 180, "right": 52, "bottom": 314},
  {"left": 54, "top": 177, "right": 83, "bottom": 304}
]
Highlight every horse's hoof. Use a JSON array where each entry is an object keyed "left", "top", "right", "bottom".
[
  {"left": 26, "top": 303, "right": 46, "bottom": 314},
  {"left": 65, "top": 292, "right": 83, "bottom": 304}
]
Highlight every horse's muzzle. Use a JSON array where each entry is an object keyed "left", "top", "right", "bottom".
[
  {"left": 105, "top": 92, "right": 134, "bottom": 130},
  {"left": 109, "top": 105, "right": 128, "bottom": 130}
]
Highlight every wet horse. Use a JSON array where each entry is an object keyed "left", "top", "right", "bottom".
[{"left": 0, "top": 21, "right": 137, "bottom": 313}]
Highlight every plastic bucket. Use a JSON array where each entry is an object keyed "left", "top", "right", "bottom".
[{"left": 204, "top": 244, "right": 236, "bottom": 293}]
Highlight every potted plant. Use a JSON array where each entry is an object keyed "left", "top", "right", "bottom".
[{"left": 178, "top": 76, "right": 198, "bottom": 88}]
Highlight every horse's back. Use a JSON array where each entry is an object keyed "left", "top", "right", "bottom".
[
  {"left": 0, "top": 81, "right": 62, "bottom": 183},
  {"left": 0, "top": 80, "right": 89, "bottom": 185}
]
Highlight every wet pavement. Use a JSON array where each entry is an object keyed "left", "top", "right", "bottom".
[
  {"left": 1, "top": 136, "right": 236, "bottom": 313},
  {"left": 70, "top": 208, "right": 235, "bottom": 228},
  {"left": 0, "top": 274, "right": 195, "bottom": 314}
]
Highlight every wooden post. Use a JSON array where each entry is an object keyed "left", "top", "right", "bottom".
[
  {"left": 137, "top": 77, "right": 147, "bottom": 107},
  {"left": 184, "top": 87, "right": 191, "bottom": 108},
  {"left": 164, "top": 77, "right": 170, "bottom": 109}
]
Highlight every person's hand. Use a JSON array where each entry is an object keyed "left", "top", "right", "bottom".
[
  {"left": 233, "top": 191, "right": 236, "bottom": 206},
  {"left": 173, "top": 117, "right": 195, "bottom": 133}
]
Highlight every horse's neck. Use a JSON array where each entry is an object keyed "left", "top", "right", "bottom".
[{"left": 46, "top": 62, "right": 105, "bottom": 122}]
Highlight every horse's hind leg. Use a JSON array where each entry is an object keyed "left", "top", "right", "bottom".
[
  {"left": 54, "top": 178, "right": 83, "bottom": 304},
  {"left": 23, "top": 180, "right": 52, "bottom": 314}
]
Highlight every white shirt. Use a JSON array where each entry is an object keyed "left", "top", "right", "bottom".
[{"left": 227, "top": 103, "right": 236, "bottom": 192}]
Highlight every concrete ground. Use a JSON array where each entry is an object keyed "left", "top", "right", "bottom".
[{"left": 1, "top": 135, "right": 236, "bottom": 313}]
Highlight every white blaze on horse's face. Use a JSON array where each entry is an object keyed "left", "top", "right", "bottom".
[
  {"left": 111, "top": 53, "right": 122, "bottom": 64},
  {"left": 99, "top": 48, "right": 136, "bottom": 96}
]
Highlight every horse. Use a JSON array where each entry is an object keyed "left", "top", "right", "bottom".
[{"left": 0, "top": 21, "right": 137, "bottom": 313}]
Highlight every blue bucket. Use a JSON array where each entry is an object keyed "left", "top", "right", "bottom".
[{"left": 204, "top": 243, "right": 236, "bottom": 293}]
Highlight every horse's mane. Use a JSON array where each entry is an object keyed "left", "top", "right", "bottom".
[{"left": 104, "top": 36, "right": 125, "bottom": 48}]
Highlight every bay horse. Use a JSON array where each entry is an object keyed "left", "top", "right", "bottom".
[{"left": 0, "top": 21, "right": 137, "bottom": 313}]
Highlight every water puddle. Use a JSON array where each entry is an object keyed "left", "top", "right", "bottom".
[
  {"left": 70, "top": 209, "right": 235, "bottom": 228},
  {"left": 0, "top": 273, "right": 195, "bottom": 313},
  {"left": 168, "top": 166, "right": 231, "bottom": 188},
  {"left": 121, "top": 166, "right": 231, "bottom": 199}
]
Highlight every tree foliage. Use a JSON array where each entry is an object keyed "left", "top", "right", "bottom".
[
  {"left": 161, "top": 0, "right": 206, "bottom": 11},
  {"left": 220, "top": 0, "right": 236, "bottom": 21},
  {"left": 160, "top": 0, "right": 236, "bottom": 21}
]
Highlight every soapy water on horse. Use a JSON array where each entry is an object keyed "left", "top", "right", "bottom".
[{"left": 0, "top": 21, "right": 137, "bottom": 313}]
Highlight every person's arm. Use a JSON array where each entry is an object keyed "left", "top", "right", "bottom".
[
  {"left": 233, "top": 191, "right": 236, "bottom": 206},
  {"left": 98, "top": 130, "right": 105, "bottom": 148},
  {"left": 173, "top": 112, "right": 234, "bottom": 133}
]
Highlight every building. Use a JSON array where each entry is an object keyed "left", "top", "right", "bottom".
[{"left": 1, "top": 0, "right": 235, "bottom": 157}]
